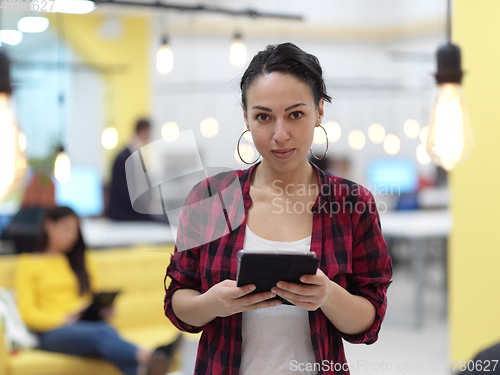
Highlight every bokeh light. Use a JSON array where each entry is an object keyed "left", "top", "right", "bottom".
[{"left": 348, "top": 130, "right": 366, "bottom": 150}]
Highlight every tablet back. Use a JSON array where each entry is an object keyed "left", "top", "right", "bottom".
[{"left": 236, "top": 250, "right": 319, "bottom": 305}]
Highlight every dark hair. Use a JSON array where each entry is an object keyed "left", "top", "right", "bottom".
[
  {"left": 135, "top": 118, "right": 150, "bottom": 134},
  {"left": 37, "top": 206, "right": 90, "bottom": 295},
  {"left": 240, "top": 42, "right": 332, "bottom": 111}
]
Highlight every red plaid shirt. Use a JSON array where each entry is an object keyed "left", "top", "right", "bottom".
[{"left": 164, "top": 162, "right": 393, "bottom": 375}]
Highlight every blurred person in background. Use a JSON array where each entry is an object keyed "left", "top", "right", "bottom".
[
  {"left": 461, "top": 342, "right": 500, "bottom": 375},
  {"left": 14, "top": 206, "right": 177, "bottom": 375},
  {"left": 108, "top": 119, "right": 155, "bottom": 222}
]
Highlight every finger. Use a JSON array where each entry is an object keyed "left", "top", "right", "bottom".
[
  {"left": 299, "top": 274, "right": 324, "bottom": 285},
  {"left": 231, "top": 284, "right": 257, "bottom": 298},
  {"left": 223, "top": 280, "right": 237, "bottom": 287},
  {"left": 299, "top": 268, "right": 327, "bottom": 284},
  {"left": 272, "top": 287, "right": 315, "bottom": 303},
  {"left": 282, "top": 297, "right": 317, "bottom": 311},
  {"left": 274, "top": 282, "right": 316, "bottom": 296},
  {"left": 241, "top": 298, "right": 282, "bottom": 312},
  {"left": 239, "top": 291, "right": 277, "bottom": 307}
]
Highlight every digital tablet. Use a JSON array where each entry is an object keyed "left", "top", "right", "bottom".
[
  {"left": 80, "top": 291, "right": 120, "bottom": 321},
  {"left": 236, "top": 250, "right": 319, "bottom": 306}
]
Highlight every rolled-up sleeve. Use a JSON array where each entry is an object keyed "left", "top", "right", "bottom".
[
  {"left": 340, "top": 188, "right": 393, "bottom": 345},
  {"left": 164, "top": 248, "right": 205, "bottom": 333},
  {"left": 164, "top": 179, "right": 209, "bottom": 334}
]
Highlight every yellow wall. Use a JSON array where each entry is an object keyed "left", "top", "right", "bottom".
[
  {"left": 51, "top": 14, "right": 150, "bottom": 182},
  {"left": 450, "top": 0, "right": 500, "bottom": 361}
]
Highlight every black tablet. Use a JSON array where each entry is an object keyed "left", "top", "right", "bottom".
[
  {"left": 236, "top": 250, "right": 319, "bottom": 306},
  {"left": 80, "top": 291, "right": 120, "bottom": 321}
]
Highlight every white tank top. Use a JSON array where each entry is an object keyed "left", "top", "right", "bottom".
[{"left": 240, "top": 225, "right": 317, "bottom": 375}]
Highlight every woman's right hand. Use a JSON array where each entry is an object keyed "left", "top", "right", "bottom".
[
  {"left": 64, "top": 311, "right": 82, "bottom": 326},
  {"left": 64, "top": 305, "right": 88, "bottom": 326},
  {"left": 203, "top": 279, "right": 282, "bottom": 318}
]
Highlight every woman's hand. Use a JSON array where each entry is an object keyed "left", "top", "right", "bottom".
[
  {"left": 64, "top": 310, "right": 82, "bottom": 326},
  {"left": 203, "top": 279, "right": 282, "bottom": 318},
  {"left": 99, "top": 306, "right": 116, "bottom": 321},
  {"left": 271, "top": 268, "right": 335, "bottom": 311}
]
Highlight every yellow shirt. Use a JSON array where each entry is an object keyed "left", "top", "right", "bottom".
[{"left": 14, "top": 252, "right": 97, "bottom": 332}]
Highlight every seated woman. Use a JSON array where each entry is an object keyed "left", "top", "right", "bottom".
[{"left": 14, "top": 206, "right": 178, "bottom": 375}]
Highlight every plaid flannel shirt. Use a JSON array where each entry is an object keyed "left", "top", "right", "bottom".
[{"left": 164, "top": 162, "right": 393, "bottom": 375}]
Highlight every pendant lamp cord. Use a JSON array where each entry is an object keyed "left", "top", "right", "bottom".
[
  {"left": 57, "top": 12, "right": 65, "bottom": 148},
  {"left": 446, "top": 0, "right": 452, "bottom": 44}
]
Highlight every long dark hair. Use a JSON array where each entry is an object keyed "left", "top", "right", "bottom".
[
  {"left": 37, "top": 206, "right": 90, "bottom": 295},
  {"left": 240, "top": 42, "right": 332, "bottom": 111}
]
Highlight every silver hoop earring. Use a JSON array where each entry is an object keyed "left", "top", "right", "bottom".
[
  {"left": 309, "top": 124, "right": 329, "bottom": 161},
  {"left": 237, "top": 129, "right": 261, "bottom": 165}
]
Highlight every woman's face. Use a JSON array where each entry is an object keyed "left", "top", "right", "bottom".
[
  {"left": 44, "top": 215, "right": 80, "bottom": 253},
  {"left": 243, "top": 72, "right": 324, "bottom": 173}
]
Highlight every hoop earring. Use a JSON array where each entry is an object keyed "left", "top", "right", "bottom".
[
  {"left": 237, "top": 129, "right": 261, "bottom": 165},
  {"left": 309, "top": 124, "right": 329, "bottom": 160}
]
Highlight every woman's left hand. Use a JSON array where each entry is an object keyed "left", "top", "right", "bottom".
[
  {"left": 271, "top": 269, "right": 335, "bottom": 311},
  {"left": 99, "top": 306, "right": 116, "bottom": 321}
]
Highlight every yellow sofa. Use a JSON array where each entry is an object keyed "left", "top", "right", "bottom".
[{"left": 0, "top": 245, "right": 185, "bottom": 375}]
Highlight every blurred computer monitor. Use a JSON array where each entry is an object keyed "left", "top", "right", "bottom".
[
  {"left": 367, "top": 158, "right": 418, "bottom": 195},
  {"left": 55, "top": 165, "right": 103, "bottom": 217}
]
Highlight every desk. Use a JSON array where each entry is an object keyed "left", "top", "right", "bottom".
[
  {"left": 80, "top": 218, "right": 177, "bottom": 249},
  {"left": 379, "top": 209, "right": 452, "bottom": 328}
]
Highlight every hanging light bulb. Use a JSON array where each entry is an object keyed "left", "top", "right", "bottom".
[
  {"left": 156, "top": 37, "right": 173, "bottom": 74},
  {"left": 416, "top": 143, "right": 431, "bottom": 165},
  {"left": 229, "top": 33, "right": 247, "bottom": 67},
  {"left": 419, "top": 126, "right": 429, "bottom": 144},
  {"left": 0, "top": 94, "right": 27, "bottom": 201},
  {"left": 426, "top": 1, "right": 474, "bottom": 171},
  {"left": 18, "top": 132, "right": 27, "bottom": 152},
  {"left": 426, "top": 76, "right": 474, "bottom": 171},
  {"left": 0, "top": 51, "right": 27, "bottom": 203},
  {"left": 54, "top": 146, "right": 71, "bottom": 183}
]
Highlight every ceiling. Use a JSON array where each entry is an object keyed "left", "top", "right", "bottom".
[{"left": 1, "top": 0, "right": 448, "bottom": 60}]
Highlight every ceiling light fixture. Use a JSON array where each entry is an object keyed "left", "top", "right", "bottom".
[
  {"left": 229, "top": 33, "right": 247, "bottom": 67},
  {"left": 0, "top": 30, "right": 23, "bottom": 46},
  {"left": 0, "top": 51, "right": 27, "bottom": 202},
  {"left": 17, "top": 17, "right": 49, "bottom": 33},
  {"left": 426, "top": 0, "right": 474, "bottom": 171}
]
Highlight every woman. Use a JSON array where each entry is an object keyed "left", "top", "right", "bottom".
[
  {"left": 14, "top": 206, "right": 174, "bottom": 375},
  {"left": 164, "top": 43, "right": 393, "bottom": 375}
]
